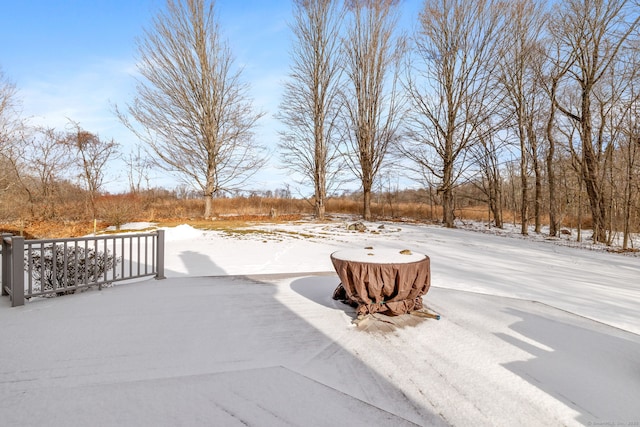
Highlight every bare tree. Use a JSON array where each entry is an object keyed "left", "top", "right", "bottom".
[
  {"left": 118, "top": 0, "right": 265, "bottom": 218},
  {"left": 538, "top": 27, "right": 583, "bottom": 238},
  {"left": 403, "top": 0, "right": 505, "bottom": 228},
  {"left": 620, "top": 42, "right": 640, "bottom": 249},
  {"left": 621, "top": 106, "right": 639, "bottom": 249},
  {"left": 9, "top": 127, "right": 73, "bottom": 219},
  {"left": 470, "top": 120, "right": 508, "bottom": 228},
  {"left": 495, "top": 0, "right": 547, "bottom": 235},
  {"left": 278, "top": 0, "right": 345, "bottom": 220},
  {"left": 65, "top": 121, "right": 119, "bottom": 218},
  {"left": 0, "top": 68, "right": 19, "bottom": 146},
  {"left": 548, "top": 0, "right": 640, "bottom": 243},
  {"left": 125, "top": 144, "right": 153, "bottom": 194},
  {"left": 0, "top": 68, "right": 23, "bottom": 195},
  {"left": 592, "top": 62, "right": 639, "bottom": 243},
  {"left": 341, "top": 0, "right": 404, "bottom": 221},
  {"left": 542, "top": 60, "right": 563, "bottom": 238}
]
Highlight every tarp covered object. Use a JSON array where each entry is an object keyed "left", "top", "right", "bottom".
[{"left": 330, "top": 249, "right": 431, "bottom": 316}]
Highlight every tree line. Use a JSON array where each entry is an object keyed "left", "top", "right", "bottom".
[
  {"left": 278, "top": 0, "right": 640, "bottom": 247},
  {"left": 2, "top": 0, "right": 640, "bottom": 247}
]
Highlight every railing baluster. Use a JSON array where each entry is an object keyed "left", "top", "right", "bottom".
[
  {"left": 111, "top": 236, "right": 117, "bottom": 283},
  {"left": 1, "top": 234, "right": 9, "bottom": 297},
  {"left": 27, "top": 241, "right": 33, "bottom": 296},
  {"left": 120, "top": 236, "right": 125, "bottom": 279},
  {"left": 144, "top": 235, "right": 148, "bottom": 275},
  {"left": 151, "top": 233, "right": 156, "bottom": 273},
  {"left": 137, "top": 235, "right": 141, "bottom": 276},
  {"left": 63, "top": 241, "right": 68, "bottom": 292},
  {"left": 39, "top": 243, "right": 45, "bottom": 294},
  {"left": 74, "top": 241, "right": 79, "bottom": 287},
  {"left": 84, "top": 239, "right": 89, "bottom": 285},
  {"left": 92, "top": 238, "right": 97, "bottom": 285},
  {"left": 101, "top": 237, "right": 107, "bottom": 288},
  {"left": 11, "top": 237, "right": 25, "bottom": 307}
]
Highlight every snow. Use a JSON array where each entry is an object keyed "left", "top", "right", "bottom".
[
  {"left": 1, "top": 217, "right": 639, "bottom": 426},
  {"left": 331, "top": 247, "right": 427, "bottom": 263}
]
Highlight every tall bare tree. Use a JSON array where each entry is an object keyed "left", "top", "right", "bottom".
[
  {"left": 496, "top": 0, "right": 547, "bottom": 235},
  {"left": 403, "top": 0, "right": 505, "bottom": 228},
  {"left": 548, "top": 0, "right": 640, "bottom": 243},
  {"left": 65, "top": 121, "right": 119, "bottom": 218},
  {"left": 542, "top": 57, "right": 564, "bottom": 238},
  {"left": 621, "top": 105, "right": 639, "bottom": 249},
  {"left": 278, "top": 0, "right": 345, "bottom": 220},
  {"left": 342, "top": 0, "right": 404, "bottom": 221},
  {"left": 118, "top": 0, "right": 265, "bottom": 218},
  {"left": 620, "top": 43, "right": 640, "bottom": 249}
]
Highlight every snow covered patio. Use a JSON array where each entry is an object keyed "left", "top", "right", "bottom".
[{"left": 1, "top": 220, "right": 639, "bottom": 426}]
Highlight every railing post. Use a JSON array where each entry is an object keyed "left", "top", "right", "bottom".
[
  {"left": 1, "top": 234, "right": 11, "bottom": 297},
  {"left": 155, "top": 229, "right": 166, "bottom": 280},
  {"left": 11, "top": 236, "right": 25, "bottom": 307}
]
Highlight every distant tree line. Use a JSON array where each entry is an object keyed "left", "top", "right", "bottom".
[{"left": 2, "top": 0, "right": 640, "bottom": 248}]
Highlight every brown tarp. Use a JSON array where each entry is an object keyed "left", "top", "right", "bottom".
[{"left": 331, "top": 254, "right": 431, "bottom": 316}]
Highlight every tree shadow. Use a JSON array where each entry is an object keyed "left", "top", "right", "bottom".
[
  {"left": 497, "top": 307, "right": 640, "bottom": 424},
  {"left": 1, "top": 261, "right": 444, "bottom": 425},
  {"left": 177, "top": 250, "right": 226, "bottom": 276}
]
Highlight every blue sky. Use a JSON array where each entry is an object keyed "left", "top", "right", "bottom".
[{"left": 0, "top": 0, "right": 421, "bottom": 194}]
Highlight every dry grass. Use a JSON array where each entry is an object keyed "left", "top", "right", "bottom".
[
  {"left": 3, "top": 194, "right": 601, "bottom": 239},
  {"left": 156, "top": 214, "right": 304, "bottom": 231},
  {"left": 0, "top": 220, "right": 108, "bottom": 239}
]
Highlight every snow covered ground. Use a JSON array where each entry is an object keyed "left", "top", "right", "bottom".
[{"left": 1, "top": 217, "right": 639, "bottom": 426}]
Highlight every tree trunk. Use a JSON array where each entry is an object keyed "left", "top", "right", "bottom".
[
  {"left": 520, "top": 141, "right": 528, "bottom": 236},
  {"left": 577, "top": 179, "right": 583, "bottom": 242},
  {"left": 363, "top": 186, "right": 372, "bottom": 221},
  {"left": 441, "top": 138, "right": 455, "bottom": 227},
  {"left": 582, "top": 148, "right": 607, "bottom": 243},
  {"left": 204, "top": 176, "right": 215, "bottom": 218},
  {"left": 489, "top": 194, "right": 500, "bottom": 228},
  {"left": 315, "top": 191, "right": 326, "bottom": 220},
  {"left": 491, "top": 177, "right": 503, "bottom": 228},
  {"left": 204, "top": 196, "right": 212, "bottom": 219},
  {"left": 442, "top": 187, "right": 455, "bottom": 227},
  {"left": 315, "top": 157, "right": 326, "bottom": 220},
  {"left": 429, "top": 186, "right": 435, "bottom": 221},
  {"left": 546, "top": 90, "right": 558, "bottom": 237},
  {"left": 623, "top": 172, "right": 631, "bottom": 250},
  {"left": 622, "top": 132, "right": 636, "bottom": 249},
  {"left": 532, "top": 138, "right": 542, "bottom": 233}
]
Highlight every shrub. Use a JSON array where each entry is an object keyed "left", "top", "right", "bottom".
[
  {"left": 97, "top": 194, "right": 142, "bottom": 230},
  {"left": 25, "top": 243, "right": 120, "bottom": 296}
]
